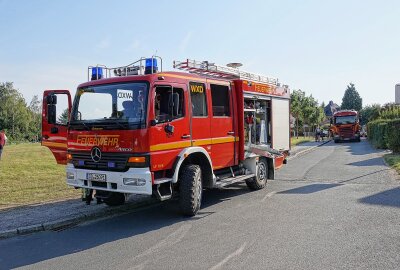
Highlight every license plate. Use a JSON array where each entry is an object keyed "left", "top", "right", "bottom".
[{"left": 87, "top": 173, "right": 107, "bottom": 182}]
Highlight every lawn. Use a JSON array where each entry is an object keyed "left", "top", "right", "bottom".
[
  {"left": 384, "top": 154, "right": 400, "bottom": 174},
  {"left": 291, "top": 136, "right": 314, "bottom": 146},
  {"left": 0, "top": 143, "right": 80, "bottom": 209}
]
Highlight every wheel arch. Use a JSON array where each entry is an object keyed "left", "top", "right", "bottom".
[{"left": 172, "top": 147, "right": 214, "bottom": 188}]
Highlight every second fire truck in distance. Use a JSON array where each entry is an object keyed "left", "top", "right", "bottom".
[
  {"left": 330, "top": 110, "right": 361, "bottom": 143},
  {"left": 41, "top": 57, "right": 291, "bottom": 216}
]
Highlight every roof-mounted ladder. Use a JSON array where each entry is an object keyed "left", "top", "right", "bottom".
[{"left": 173, "top": 59, "right": 279, "bottom": 86}]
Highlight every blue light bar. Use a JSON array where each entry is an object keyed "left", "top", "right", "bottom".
[
  {"left": 108, "top": 162, "right": 116, "bottom": 168},
  {"left": 145, "top": 58, "right": 157, "bottom": 68},
  {"left": 91, "top": 67, "right": 103, "bottom": 80},
  {"left": 145, "top": 58, "right": 158, "bottom": 74},
  {"left": 78, "top": 160, "right": 85, "bottom": 166}
]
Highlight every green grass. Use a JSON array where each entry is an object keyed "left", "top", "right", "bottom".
[
  {"left": 291, "top": 136, "right": 314, "bottom": 146},
  {"left": 0, "top": 143, "right": 80, "bottom": 209},
  {"left": 384, "top": 153, "right": 400, "bottom": 174}
]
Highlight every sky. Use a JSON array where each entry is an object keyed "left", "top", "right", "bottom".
[{"left": 1, "top": 0, "right": 399, "bottom": 106}]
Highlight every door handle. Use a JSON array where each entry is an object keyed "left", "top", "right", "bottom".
[
  {"left": 181, "top": 134, "right": 191, "bottom": 139},
  {"left": 227, "top": 131, "right": 235, "bottom": 135}
]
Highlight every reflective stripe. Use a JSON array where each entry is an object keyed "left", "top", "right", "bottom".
[
  {"left": 42, "top": 141, "right": 67, "bottom": 148},
  {"left": 151, "top": 136, "right": 239, "bottom": 152},
  {"left": 150, "top": 141, "right": 192, "bottom": 152}
]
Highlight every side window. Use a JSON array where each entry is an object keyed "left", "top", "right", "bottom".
[
  {"left": 155, "top": 86, "right": 184, "bottom": 123},
  {"left": 189, "top": 82, "right": 207, "bottom": 117},
  {"left": 210, "top": 84, "right": 230, "bottom": 117},
  {"left": 55, "top": 94, "right": 69, "bottom": 125}
]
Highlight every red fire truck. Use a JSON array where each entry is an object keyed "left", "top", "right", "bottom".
[
  {"left": 42, "top": 57, "right": 291, "bottom": 216},
  {"left": 330, "top": 110, "right": 361, "bottom": 143}
]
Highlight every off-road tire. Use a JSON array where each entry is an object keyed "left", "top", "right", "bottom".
[
  {"left": 104, "top": 192, "right": 126, "bottom": 206},
  {"left": 246, "top": 158, "right": 268, "bottom": 190},
  {"left": 179, "top": 164, "right": 202, "bottom": 216}
]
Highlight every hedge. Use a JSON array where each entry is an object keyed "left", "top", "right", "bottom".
[
  {"left": 368, "top": 118, "right": 400, "bottom": 153},
  {"left": 387, "top": 119, "right": 400, "bottom": 153}
]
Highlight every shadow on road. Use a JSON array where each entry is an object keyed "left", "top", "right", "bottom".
[
  {"left": 344, "top": 139, "right": 387, "bottom": 156},
  {"left": 346, "top": 157, "right": 386, "bottom": 167},
  {"left": 0, "top": 185, "right": 251, "bottom": 269},
  {"left": 277, "top": 183, "right": 342, "bottom": 194},
  {"left": 359, "top": 187, "right": 400, "bottom": 208}
]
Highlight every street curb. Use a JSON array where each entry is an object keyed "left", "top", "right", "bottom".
[
  {"left": 288, "top": 140, "right": 332, "bottom": 161},
  {"left": 0, "top": 197, "right": 158, "bottom": 239}
]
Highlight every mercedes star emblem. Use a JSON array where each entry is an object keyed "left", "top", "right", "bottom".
[{"left": 91, "top": 147, "right": 102, "bottom": 163}]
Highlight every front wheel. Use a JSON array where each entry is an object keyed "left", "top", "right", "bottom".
[
  {"left": 179, "top": 164, "right": 202, "bottom": 216},
  {"left": 103, "top": 192, "right": 126, "bottom": 206},
  {"left": 246, "top": 158, "right": 268, "bottom": 190}
]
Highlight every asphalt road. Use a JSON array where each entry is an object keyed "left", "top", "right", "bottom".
[{"left": 1, "top": 140, "right": 399, "bottom": 270}]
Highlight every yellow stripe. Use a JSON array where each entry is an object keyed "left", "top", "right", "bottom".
[
  {"left": 152, "top": 136, "right": 240, "bottom": 151},
  {"left": 42, "top": 141, "right": 67, "bottom": 148},
  {"left": 150, "top": 141, "right": 192, "bottom": 152},
  {"left": 211, "top": 136, "right": 235, "bottom": 144},
  {"left": 193, "top": 138, "right": 212, "bottom": 146}
]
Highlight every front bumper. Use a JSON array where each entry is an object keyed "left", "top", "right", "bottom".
[
  {"left": 334, "top": 134, "right": 360, "bottom": 140},
  {"left": 66, "top": 164, "right": 152, "bottom": 195}
]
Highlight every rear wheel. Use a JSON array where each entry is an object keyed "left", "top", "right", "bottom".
[
  {"left": 246, "top": 158, "right": 268, "bottom": 190},
  {"left": 103, "top": 192, "right": 126, "bottom": 206},
  {"left": 179, "top": 164, "right": 202, "bottom": 216}
]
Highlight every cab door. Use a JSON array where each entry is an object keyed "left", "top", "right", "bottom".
[
  {"left": 149, "top": 83, "right": 191, "bottom": 171},
  {"left": 188, "top": 81, "right": 211, "bottom": 156},
  {"left": 209, "top": 83, "right": 235, "bottom": 169},
  {"left": 42, "top": 90, "right": 72, "bottom": 164}
]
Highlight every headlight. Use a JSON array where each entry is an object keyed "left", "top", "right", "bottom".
[{"left": 123, "top": 178, "right": 146, "bottom": 186}]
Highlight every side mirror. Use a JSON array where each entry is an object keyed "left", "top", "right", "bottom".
[
  {"left": 47, "top": 94, "right": 57, "bottom": 105},
  {"left": 48, "top": 104, "right": 57, "bottom": 124}
]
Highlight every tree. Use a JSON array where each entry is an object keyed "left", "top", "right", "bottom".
[
  {"left": 360, "top": 104, "right": 381, "bottom": 124},
  {"left": 58, "top": 108, "right": 69, "bottom": 125},
  {"left": 290, "top": 90, "right": 305, "bottom": 138},
  {"left": 28, "top": 95, "right": 42, "bottom": 141},
  {"left": 341, "top": 83, "right": 362, "bottom": 112},
  {"left": 0, "top": 82, "right": 41, "bottom": 142}
]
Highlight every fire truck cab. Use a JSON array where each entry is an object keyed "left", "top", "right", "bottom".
[
  {"left": 330, "top": 110, "right": 361, "bottom": 143},
  {"left": 42, "top": 57, "right": 290, "bottom": 216}
]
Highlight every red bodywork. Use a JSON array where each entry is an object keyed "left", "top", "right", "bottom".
[{"left": 42, "top": 71, "right": 290, "bottom": 182}]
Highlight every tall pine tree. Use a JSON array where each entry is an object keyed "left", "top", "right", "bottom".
[{"left": 341, "top": 83, "right": 362, "bottom": 112}]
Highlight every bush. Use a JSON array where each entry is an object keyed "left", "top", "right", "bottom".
[
  {"left": 387, "top": 119, "right": 400, "bottom": 153},
  {"left": 368, "top": 118, "right": 400, "bottom": 152},
  {"left": 368, "top": 119, "right": 390, "bottom": 149}
]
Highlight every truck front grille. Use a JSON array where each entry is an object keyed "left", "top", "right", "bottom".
[
  {"left": 339, "top": 127, "right": 354, "bottom": 138},
  {"left": 71, "top": 152, "right": 130, "bottom": 172}
]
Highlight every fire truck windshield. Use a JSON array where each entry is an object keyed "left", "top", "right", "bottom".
[
  {"left": 70, "top": 82, "right": 148, "bottom": 130},
  {"left": 334, "top": 115, "right": 356, "bottom": 125}
]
